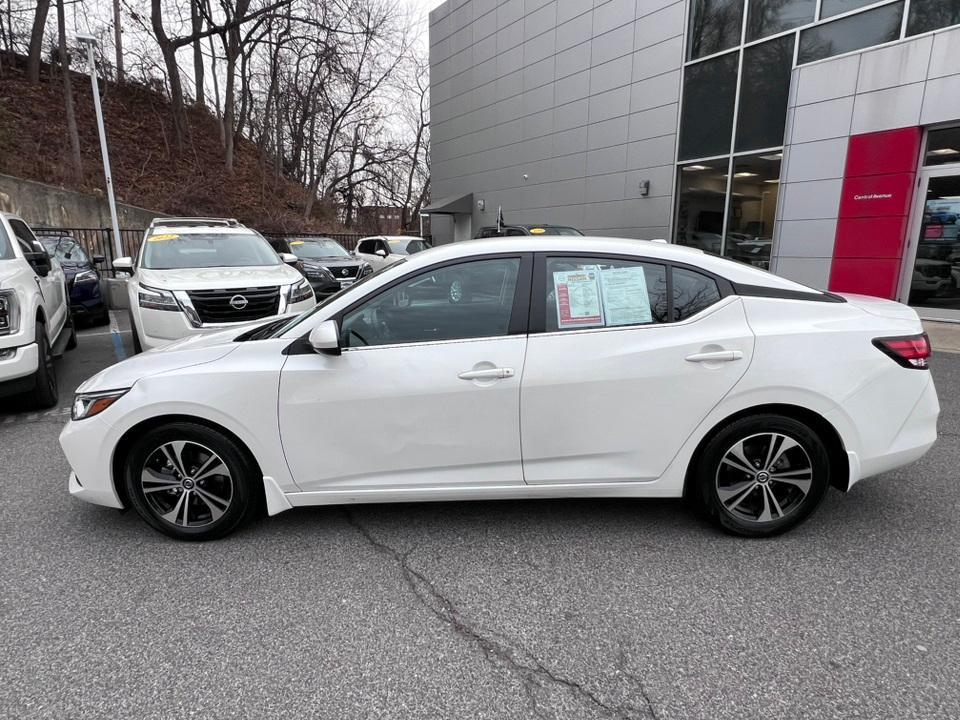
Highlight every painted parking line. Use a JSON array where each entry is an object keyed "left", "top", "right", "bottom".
[{"left": 109, "top": 312, "right": 127, "bottom": 362}]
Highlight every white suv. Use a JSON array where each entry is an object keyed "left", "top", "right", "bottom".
[
  {"left": 114, "top": 218, "right": 315, "bottom": 352},
  {"left": 0, "top": 212, "right": 76, "bottom": 408}
]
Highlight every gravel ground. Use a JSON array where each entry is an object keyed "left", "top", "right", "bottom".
[{"left": 1, "top": 316, "right": 958, "bottom": 719}]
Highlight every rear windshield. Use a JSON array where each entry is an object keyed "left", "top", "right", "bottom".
[{"left": 141, "top": 232, "right": 281, "bottom": 270}]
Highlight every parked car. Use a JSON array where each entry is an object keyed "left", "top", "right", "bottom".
[
  {"left": 0, "top": 213, "right": 76, "bottom": 408},
  {"left": 113, "top": 218, "right": 315, "bottom": 353},
  {"left": 284, "top": 237, "right": 373, "bottom": 300},
  {"left": 62, "top": 236, "right": 938, "bottom": 541},
  {"left": 475, "top": 224, "right": 584, "bottom": 238},
  {"left": 37, "top": 234, "right": 109, "bottom": 326},
  {"left": 355, "top": 235, "right": 431, "bottom": 271}
]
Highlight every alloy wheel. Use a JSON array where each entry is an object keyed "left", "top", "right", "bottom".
[
  {"left": 715, "top": 432, "right": 813, "bottom": 524},
  {"left": 140, "top": 440, "right": 234, "bottom": 528},
  {"left": 449, "top": 279, "right": 463, "bottom": 303}
]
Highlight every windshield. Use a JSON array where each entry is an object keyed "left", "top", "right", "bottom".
[
  {"left": 388, "top": 238, "right": 430, "bottom": 255},
  {"left": 289, "top": 239, "right": 350, "bottom": 259},
  {"left": 526, "top": 226, "right": 584, "bottom": 236},
  {"left": 269, "top": 258, "right": 407, "bottom": 338},
  {"left": 141, "top": 232, "right": 281, "bottom": 270},
  {"left": 40, "top": 237, "right": 89, "bottom": 263}
]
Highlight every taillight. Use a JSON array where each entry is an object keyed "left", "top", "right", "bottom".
[{"left": 873, "top": 333, "right": 931, "bottom": 369}]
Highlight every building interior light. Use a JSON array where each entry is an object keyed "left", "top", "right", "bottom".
[
  {"left": 734, "top": 172, "right": 758, "bottom": 178},
  {"left": 683, "top": 165, "right": 711, "bottom": 171},
  {"left": 759, "top": 153, "right": 783, "bottom": 161},
  {"left": 928, "top": 148, "right": 960, "bottom": 156},
  {"left": 764, "top": 179, "right": 780, "bottom": 184}
]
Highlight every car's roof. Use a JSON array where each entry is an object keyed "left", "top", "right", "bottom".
[
  {"left": 402, "top": 237, "right": 820, "bottom": 294},
  {"left": 146, "top": 225, "right": 260, "bottom": 235}
]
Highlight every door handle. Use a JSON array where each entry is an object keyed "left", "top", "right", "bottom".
[
  {"left": 685, "top": 350, "right": 744, "bottom": 363},
  {"left": 458, "top": 367, "right": 515, "bottom": 380}
]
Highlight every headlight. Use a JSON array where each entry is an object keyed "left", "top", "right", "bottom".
[
  {"left": 359, "top": 263, "right": 373, "bottom": 277},
  {"left": 138, "top": 283, "right": 179, "bottom": 311},
  {"left": 288, "top": 278, "right": 314, "bottom": 304},
  {"left": 304, "top": 266, "right": 335, "bottom": 281},
  {"left": 72, "top": 389, "right": 129, "bottom": 421},
  {"left": 73, "top": 269, "right": 98, "bottom": 284},
  {"left": 0, "top": 290, "right": 20, "bottom": 336}
]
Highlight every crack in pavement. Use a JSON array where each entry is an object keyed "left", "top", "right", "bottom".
[{"left": 344, "top": 510, "right": 657, "bottom": 720}]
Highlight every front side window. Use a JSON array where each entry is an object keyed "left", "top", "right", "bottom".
[
  {"left": 673, "top": 268, "right": 722, "bottom": 321},
  {"left": 141, "top": 232, "right": 281, "bottom": 270},
  {"left": 545, "top": 257, "right": 668, "bottom": 331},
  {"left": 798, "top": 2, "right": 904, "bottom": 65},
  {"left": 908, "top": 0, "right": 960, "bottom": 36},
  {"left": 340, "top": 258, "right": 521, "bottom": 348},
  {"left": 687, "top": 0, "right": 745, "bottom": 60},
  {"left": 8, "top": 219, "right": 39, "bottom": 253}
]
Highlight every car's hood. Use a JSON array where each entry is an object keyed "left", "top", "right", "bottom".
[
  {"left": 136, "top": 264, "right": 301, "bottom": 290},
  {"left": 301, "top": 257, "right": 361, "bottom": 266},
  {"left": 74, "top": 317, "right": 291, "bottom": 394}
]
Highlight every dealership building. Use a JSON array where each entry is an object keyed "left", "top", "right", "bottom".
[{"left": 426, "top": 0, "right": 960, "bottom": 319}]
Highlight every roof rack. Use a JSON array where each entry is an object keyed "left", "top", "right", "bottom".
[{"left": 148, "top": 217, "right": 243, "bottom": 229}]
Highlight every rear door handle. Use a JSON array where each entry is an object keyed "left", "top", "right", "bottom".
[
  {"left": 458, "top": 367, "right": 515, "bottom": 380},
  {"left": 685, "top": 350, "right": 744, "bottom": 363}
]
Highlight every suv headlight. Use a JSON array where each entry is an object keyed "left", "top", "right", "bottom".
[
  {"left": 288, "top": 278, "right": 314, "bottom": 304},
  {"left": 0, "top": 290, "right": 20, "bottom": 336},
  {"left": 73, "top": 269, "right": 98, "bottom": 284},
  {"left": 304, "top": 266, "right": 334, "bottom": 282},
  {"left": 138, "top": 283, "right": 179, "bottom": 311},
  {"left": 72, "top": 389, "right": 129, "bottom": 420}
]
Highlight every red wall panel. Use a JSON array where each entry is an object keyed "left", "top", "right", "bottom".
[
  {"left": 845, "top": 127, "right": 924, "bottom": 177},
  {"left": 828, "top": 126, "right": 922, "bottom": 299}
]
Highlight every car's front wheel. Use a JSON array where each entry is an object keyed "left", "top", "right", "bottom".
[
  {"left": 693, "top": 414, "right": 831, "bottom": 537},
  {"left": 124, "top": 422, "right": 261, "bottom": 541}
]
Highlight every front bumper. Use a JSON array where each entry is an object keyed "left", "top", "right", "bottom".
[
  {"left": 0, "top": 342, "right": 39, "bottom": 396},
  {"left": 61, "top": 414, "right": 125, "bottom": 509}
]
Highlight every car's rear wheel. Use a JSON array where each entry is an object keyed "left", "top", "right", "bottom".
[
  {"left": 693, "top": 414, "right": 830, "bottom": 537},
  {"left": 124, "top": 422, "right": 261, "bottom": 541}
]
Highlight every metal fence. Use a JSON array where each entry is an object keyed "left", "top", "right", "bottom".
[{"left": 34, "top": 227, "right": 431, "bottom": 275}]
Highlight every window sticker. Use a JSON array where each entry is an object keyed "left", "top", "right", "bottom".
[
  {"left": 290, "top": 240, "right": 305, "bottom": 246},
  {"left": 529, "top": 227, "right": 546, "bottom": 234},
  {"left": 600, "top": 267, "right": 652, "bottom": 326},
  {"left": 553, "top": 268, "right": 604, "bottom": 328},
  {"left": 147, "top": 233, "right": 179, "bottom": 242}
]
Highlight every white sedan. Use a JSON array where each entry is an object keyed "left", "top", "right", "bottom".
[{"left": 60, "top": 237, "right": 939, "bottom": 541}]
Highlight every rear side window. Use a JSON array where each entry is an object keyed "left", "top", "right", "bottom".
[
  {"left": 545, "top": 257, "right": 668, "bottom": 331},
  {"left": 673, "top": 267, "right": 721, "bottom": 321}
]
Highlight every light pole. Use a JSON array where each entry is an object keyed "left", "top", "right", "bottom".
[{"left": 76, "top": 33, "right": 123, "bottom": 261}]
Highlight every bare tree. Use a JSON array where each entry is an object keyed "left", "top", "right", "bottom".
[
  {"left": 56, "top": 0, "right": 83, "bottom": 182},
  {"left": 27, "top": 0, "right": 52, "bottom": 82},
  {"left": 113, "top": 0, "right": 124, "bottom": 82}
]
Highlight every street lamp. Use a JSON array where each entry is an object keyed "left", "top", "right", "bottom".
[{"left": 76, "top": 32, "right": 122, "bottom": 261}]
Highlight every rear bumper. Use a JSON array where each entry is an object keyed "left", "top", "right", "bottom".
[{"left": 841, "top": 374, "right": 940, "bottom": 488}]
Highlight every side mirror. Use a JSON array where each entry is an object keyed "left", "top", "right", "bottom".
[
  {"left": 93, "top": 254, "right": 106, "bottom": 264},
  {"left": 25, "top": 251, "right": 51, "bottom": 277},
  {"left": 308, "top": 319, "right": 341, "bottom": 355},
  {"left": 279, "top": 252, "right": 299, "bottom": 266},
  {"left": 113, "top": 256, "right": 133, "bottom": 270},
  {"left": 375, "top": 248, "right": 388, "bottom": 258}
]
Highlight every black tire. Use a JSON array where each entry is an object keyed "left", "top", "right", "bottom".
[
  {"left": 692, "top": 414, "right": 831, "bottom": 538},
  {"left": 128, "top": 310, "right": 143, "bottom": 354},
  {"left": 30, "top": 322, "right": 58, "bottom": 408},
  {"left": 124, "top": 422, "right": 261, "bottom": 541}
]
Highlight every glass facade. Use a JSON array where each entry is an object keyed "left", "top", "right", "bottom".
[
  {"left": 798, "top": 3, "right": 904, "bottom": 65},
  {"left": 675, "top": 0, "right": 960, "bottom": 266}
]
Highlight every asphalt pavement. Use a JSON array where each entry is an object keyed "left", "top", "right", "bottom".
[{"left": 1, "top": 315, "right": 959, "bottom": 719}]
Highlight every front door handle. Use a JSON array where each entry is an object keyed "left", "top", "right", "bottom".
[
  {"left": 458, "top": 367, "right": 515, "bottom": 380},
  {"left": 685, "top": 350, "right": 744, "bottom": 363}
]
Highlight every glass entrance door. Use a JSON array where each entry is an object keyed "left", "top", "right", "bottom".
[{"left": 904, "top": 171, "right": 960, "bottom": 319}]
